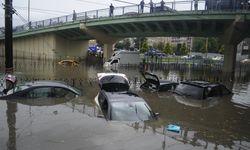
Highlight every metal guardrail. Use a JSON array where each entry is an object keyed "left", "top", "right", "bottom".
[{"left": 0, "top": 0, "right": 249, "bottom": 35}]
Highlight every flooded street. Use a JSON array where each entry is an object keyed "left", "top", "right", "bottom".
[{"left": 1, "top": 59, "right": 250, "bottom": 150}]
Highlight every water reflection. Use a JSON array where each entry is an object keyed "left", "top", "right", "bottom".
[
  {"left": 6, "top": 102, "right": 17, "bottom": 150},
  {"left": 174, "top": 95, "right": 221, "bottom": 109},
  {"left": 1, "top": 58, "right": 250, "bottom": 150}
]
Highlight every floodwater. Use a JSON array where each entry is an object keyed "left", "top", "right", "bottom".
[{"left": 0, "top": 59, "right": 250, "bottom": 150}]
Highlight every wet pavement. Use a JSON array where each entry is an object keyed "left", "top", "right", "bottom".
[{"left": 0, "top": 59, "right": 250, "bottom": 150}]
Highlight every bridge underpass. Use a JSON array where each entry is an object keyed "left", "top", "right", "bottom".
[{"left": 0, "top": 2, "right": 250, "bottom": 74}]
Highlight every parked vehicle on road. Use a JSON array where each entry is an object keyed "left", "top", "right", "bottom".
[
  {"left": 144, "top": 48, "right": 166, "bottom": 57},
  {"left": 103, "top": 50, "right": 141, "bottom": 68}
]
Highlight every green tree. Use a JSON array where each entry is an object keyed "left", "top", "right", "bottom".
[
  {"left": 115, "top": 42, "right": 123, "bottom": 49},
  {"left": 134, "top": 37, "right": 147, "bottom": 50},
  {"left": 141, "top": 41, "right": 149, "bottom": 53},
  {"left": 123, "top": 38, "right": 131, "bottom": 50},
  {"left": 163, "top": 42, "right": 172, "bottom": 55},
  {"left": 218, "top": 45, "right": 225, "bottom": 54},
  {"left": 180, "top": 43, "right": 188, "bottom": 55},
  {"left": 157, "top": 41, "right": 164, "bottom": 51},
  {"left": 193, "top": 37, "right": 223, "bottom": 53}
]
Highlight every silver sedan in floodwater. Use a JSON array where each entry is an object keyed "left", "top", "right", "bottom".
[{"left": 0, "top": 80, "right": 81, "bottom": 100}]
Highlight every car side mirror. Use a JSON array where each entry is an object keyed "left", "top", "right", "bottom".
[{"left": 154, "top": 112, "right": 160, "bottom": 119}]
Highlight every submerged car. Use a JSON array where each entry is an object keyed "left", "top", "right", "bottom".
[
  {"left": 0, "top": 80, "right": 81, "bottom": 100},
  {"left": 96, "top": 73, "right": 159, "bottom": 121},
  {"left": 174, "top": 81, "right": 232, "bottom": 100},
  {"left": 140, "top": 72, "right": 178, "bottom": 92},
  {"left": 58, "top": 60, "right": 79, "bottom": 66}
]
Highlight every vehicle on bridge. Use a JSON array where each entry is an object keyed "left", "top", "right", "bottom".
[
  {"left": 95, "top": 73, "right": 159, "bottom": 121},
  {"left": 174, "top": 81, "right": 232, "bottom": 100}
]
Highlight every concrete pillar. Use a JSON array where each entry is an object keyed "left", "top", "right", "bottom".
[
  {"left": 80, "top": 23, "right": 120, "bottom": 61},
  {"left": 223, "top": 44, "right": 237, "bottom": 74},
  {"left": 55, "top": 35, "right": 88, "bottom": 60},
  {"left": 221, "top": 15, "right": 247, "bottom": 74},
  {"left": 103, "top": 43, "right": 114, "bottom": 61}
]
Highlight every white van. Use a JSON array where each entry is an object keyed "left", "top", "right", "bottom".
[{"left": 103, "top": 50, "right": 141, "bottom": 68}]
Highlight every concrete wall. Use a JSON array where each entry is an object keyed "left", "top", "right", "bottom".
[
  {"left": 55, "top": 35, "right": 88, "bottom": 60},
  {"left": 0, "top": 33, "right": 88, "bottom": 60}
]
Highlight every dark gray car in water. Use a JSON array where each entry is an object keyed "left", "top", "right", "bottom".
[
  {"left": 0, "top": 80, "right": 81, "bottom": 100},
  {"left": 174, "top": 81, "right": 232, "bottom": 100}
]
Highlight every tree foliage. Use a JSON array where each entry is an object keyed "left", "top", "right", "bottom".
[
  {"left": 180, "top": 43, "right": 188, "bottom": 55},
  {"left": 157, "top": 41, "right": 165, "bottom": 51},
  {"left": 141, "top": 40, "right": 149, "bottom": 53},
  {"left": 163, "top": 42, "right": 172, "bottom": 54},
  {"left": 192, "top": 37, "right": 223, "bottom": 53},
  {"left": 133, "top": 37, "right": 147, "bottom": 50}
]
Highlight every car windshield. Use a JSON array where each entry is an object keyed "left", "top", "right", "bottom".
[
  {"left": 111, "top": 102, "right": 153, "bottom": 121},
  {"left": 175, "top": 84, "right": 204, "bottom": 99},
  {"left": 14, "top": 85, "right": 29, "bottom": 92}
]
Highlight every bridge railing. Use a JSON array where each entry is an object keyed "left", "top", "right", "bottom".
[{"left": 0, "top": 0, "right": 249, "bottom": 35}]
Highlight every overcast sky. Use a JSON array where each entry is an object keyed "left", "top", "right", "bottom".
[{"left": 0, "top": 0, "right": 166, "bottom": 27}]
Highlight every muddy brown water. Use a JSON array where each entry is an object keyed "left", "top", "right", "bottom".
[{"left": 0, "top": 59, "right": 250, "bottom": 150}]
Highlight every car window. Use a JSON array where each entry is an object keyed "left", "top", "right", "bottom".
[
  {"left": 14, "top": 85, "right": 29, "bottom": 92},
  {"left": 54, "top": 87, "right": 75, "bottom": 98},
  {"left": 27, "top": 87, "right": 53, "bottom": 98},
  {"left": 100, "top": 98, "right": 108, "bottom": 117},
  {"left": 175, "top": 84, "right": 204, "bottom": 99},
  {"left": 221, "top": 85, "right": 231, "bottom": 95},
  {"left": 208, "top": 86, "right": 221, "bottom": 97},
  {"left": 111, "top": 102, "right": 152, "bottom": 121}
]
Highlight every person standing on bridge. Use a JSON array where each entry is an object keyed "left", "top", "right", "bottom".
[
  {"left": 160, "top": 0, "right": 165, "bottom": 11},
  {"left": 194, "top": 0, "right": 198, "bottom": 11},
  {"left": 140, "top": 0, "right": 145, "bottom": 13},
  {"left": 149, "top": 0, "right": 154, "bottom": 13},
  {"left": 109, "top": 3, "right": 114, "bottom": 17},
  {"left": 72, "top": 10, "right": 77, "bottom": 21}
]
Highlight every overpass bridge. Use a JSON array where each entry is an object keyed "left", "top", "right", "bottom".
[{"left": 0, "top": 0, "right": 250, "bottom": 73}]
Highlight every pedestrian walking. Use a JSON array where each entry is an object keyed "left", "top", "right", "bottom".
[
  {"left": 149, "top": 0, "right": 154, "bottom": 13},
  {"left": 194, "top": 0, "right": 198, "bottom": 10},
  {"left": 109, "top": 3, "right": 114, "bottom": 17},
  {"left": 72, "top": 10, "right": 77, "bottom": 21},
  {"left": 140, "top": 0, "right": 145, "bottom": 13},
  {"left": 160, "top": 0, "right": 165, "bottom": 11}
]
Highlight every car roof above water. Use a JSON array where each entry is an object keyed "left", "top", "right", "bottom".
[
  {"left": 181, "top": 81, "right": 219, "bottom": 88},
  {"left": 104, "top": 91, "right": 145, "bottom": 103},
  {"left": 23, "top": 80, "right": 81, "bottom": 94}
]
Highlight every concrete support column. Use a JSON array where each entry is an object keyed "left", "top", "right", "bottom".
[
  {"left": 80, "top": 23, "right": 120, "bottom": 61},
  {"left": 223, "top": 44, "right": 237, "bottom": 74},
  {"left": 103, "top": 43, "right": 114, "bottom": 61},
  {"left": 221, "top": 15, "right": 247, "bottom": 74}
]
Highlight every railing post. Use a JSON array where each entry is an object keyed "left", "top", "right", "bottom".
[
  {"left": 66, "top": 16, "right": 68, "bottom": 22},
  {"left": 96, "top": 10, "right": 98, "bottom": 18},
  {"left": 42, "top": 20, "right": 44, "bottom": 27},
  {"left": 138, "top": 5, "right": 140, "bottom": 13},
  {"left": 191, "top": 1, "right": 193, "bottom": 11},
  {"left": 122, "top": 7, "right": 125, "bottom": 15},
  {"left": 57, "top": 17, "right": 59, "bottom": 24},
  {"left": 85, "top": 12, "right": 87, "bottom": 20}
]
